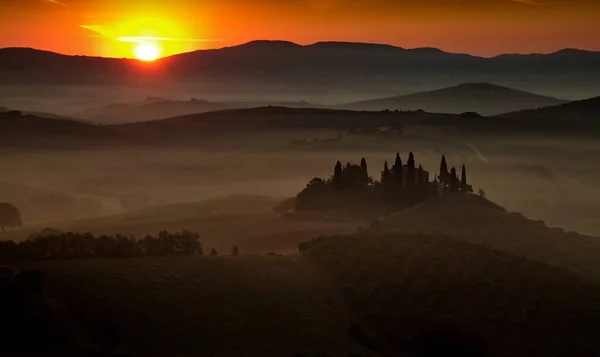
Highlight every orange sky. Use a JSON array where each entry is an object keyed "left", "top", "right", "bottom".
[{"left": 0, "top": 0, "right": 599, "bottom": 57}]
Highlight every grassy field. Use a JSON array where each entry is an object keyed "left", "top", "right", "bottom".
[
  {"left": 20, "top": 255, "right": 362, "bottom": 356},
  {"left": 9, "top": 195, "right": 361, "bottom": 254}
]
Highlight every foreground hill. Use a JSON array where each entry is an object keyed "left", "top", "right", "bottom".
[
  {"left": 301, "top": 233, "right": 600, "bottom": 356},
  {"left": 19, "top": 255, "right": 361, "bottom": 356},
  {"left": 342, "top": 83, "right": 566, "bottom": 115},
  {"left": 13, "top": 231, "right": 600, "bottom": 357},
  {"left": 10, "top": 195, "right": 360, "bottom": 254},
  {"left": 385, "top": 194, "right": 600, "bottom": 281}
]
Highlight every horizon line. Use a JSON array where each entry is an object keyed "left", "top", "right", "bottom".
[{"left": 0, "top": 40, "right": 596, "bottom": 60}]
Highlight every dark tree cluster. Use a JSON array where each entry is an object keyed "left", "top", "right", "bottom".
[
  {"left": 0, "top": 230, "right": 202, "bottom": 262},
  {"left": 295, "top": 152, "right": 472, "bottom": 212}
]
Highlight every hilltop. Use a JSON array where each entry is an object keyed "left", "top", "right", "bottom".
[{"left": 342, "top": 83, "right": 566, "bottom": 115}]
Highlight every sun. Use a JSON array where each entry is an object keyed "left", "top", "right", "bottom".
[{"left": 135, "top": 43, "right": 160, "bottom": 61}]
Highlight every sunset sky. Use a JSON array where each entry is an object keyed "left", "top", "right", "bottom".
[{"left": 0, "top": 0, "right": 599, "bottom": 58}]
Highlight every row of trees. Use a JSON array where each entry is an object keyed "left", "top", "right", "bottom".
[
  {"left": 295, "top": 152, "right": 472, "bottom": 212},
  {"left": 0, "top": 230, "right": 202, "bottom": 261}
]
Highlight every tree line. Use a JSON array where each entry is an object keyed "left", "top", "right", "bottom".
[
  {"left": 0, "top": 229, "right": 202, "bottom": 262},
  {"left": 295, "top": 152, "right": 473, "bottom": 212}
]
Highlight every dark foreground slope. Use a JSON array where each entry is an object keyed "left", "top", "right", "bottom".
[
  {"left": 301, "top": 233, "right": 600, "bottom": 357},
  {"left": 386, "top": 194, "right": 600, "bottom": 281},
  {"left": 343, "top": 83, "right": 566, "bottom": 115},
  {"left": 18, "top": 256, "right": 361, "bottom": 357},
  {"left": 11, "top": 228, "right": 600, "bottom": 357}
]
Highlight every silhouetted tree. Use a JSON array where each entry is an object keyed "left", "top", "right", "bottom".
[
  {"left": 360, "top": 157, "right": 368, "bottom": 177},
  {"left": 450, "top": 167, "right": 459, "bottom": 192},
  {"left": 393, "top": 152, "right": 403, "bottom": 188},
  {"left": 439, "top": 156, "right": 449, "bottom": 187},
  {"left": 0, "top": 203, "right": 22, "bottom": 233},
  {"left": 231, "top": 246, "right": 239, "bottom": 256},
  {"left": 381, "top": 161, "right": 391, "bottom": 187},
  {"left": 210, "top": 248, "right": 218, "bottom": 256},
  {"left": 461, "top": 164, "right": 469, "bottom": 192},
  {"left": 406, "top": 152, "right": 416, "bottom": 191},
  {"left": 333, "top": 161, "right": 343, "bottom": 189}
]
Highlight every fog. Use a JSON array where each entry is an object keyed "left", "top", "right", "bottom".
[{"left": 2, "top": 132, "right": 600, "bottom": 240}]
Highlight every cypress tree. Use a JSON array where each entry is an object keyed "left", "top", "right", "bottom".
[
  {"left": 406, "top": 152, "right": 416, "bottom": 191},
  {"left": 450, "top": 167, "right": 458, "bottom": 192},
  {"left": 231, "top": 246, "right": 239, "bottom": 256},
  {"left": 381, "top": 161, "right": 391, "bottom": 186},
  {"left": 333, "top": 161, "right": 343, "bottom": 189},
  {"left": 393, "top": 152, "right": 403, "bottom": 188},
  {"left": 360, "top": 157, "right": 368, "bottom": 175},
  {"left": 360, "top": 157, "right": 369, "bottom": 186},
  {"left": 461, "top": 164, "right": 468, "bottom": 191},
  {"left": 439, "top": 155, "right": 449, "bottom": 187},
  {"left": 417, "top": 165, "right": 424, "bottom": 195}
]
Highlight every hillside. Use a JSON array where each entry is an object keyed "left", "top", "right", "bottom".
[
  {"left": 500, "top": 95, "right": 600, "bottom": 123},
  {"left": 81, "top": 98, "right": 243, "bottom": 124},
  {"left": 0, "top": 112, "right": 120, "bottom": 147},
  {"left": 384, "top": 194, "right": 600, "bottom": 281},
  {"left": 342, "top": 83, "right": 567, "bottom": 115},
  {"left": 81, "top": 98, "right": 328, "bottom": 124},
  {"left": 13, "top": 231, "right": 600, "bottom": 357},
  {"left": 0, "top": 181, "right": 106, "bottom": 223},
  {"left": 301, "top": 232, "right": 600, "bottom": 356},
  {"left": 9, "top": 195, "right": 361, "bottom": 254},
  {"left": 18, "top": 255, "right": 361, "bottom": 356}
]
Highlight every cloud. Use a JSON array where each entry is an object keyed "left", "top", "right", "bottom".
[
  {"left": 42, "top": 0, "right": 69, "bottom": 7},
  {"left": 80, "top": 25, "right": 220, "bottom": 43}
]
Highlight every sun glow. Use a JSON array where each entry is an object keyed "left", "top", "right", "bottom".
[{"left": 135, "top": 43, "right": 160, "bottom": 61}]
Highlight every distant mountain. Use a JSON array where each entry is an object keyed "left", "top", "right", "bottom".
[
  {"left": 342, "top": 83, "right": 567, "bottom": 115},
  {"left": 81, "top": 97, "right": 328, "bottom": 124},
  {"left": 2, "top": 42, "right": 600, "bottom": 99}
]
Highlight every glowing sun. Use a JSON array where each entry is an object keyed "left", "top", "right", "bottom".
[{"left": 135, "top": 43, "right": 160, "bottom": 61}]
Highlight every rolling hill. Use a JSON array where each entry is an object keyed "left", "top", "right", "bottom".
[
  {"left": 500, "top": 95, "right": 600, "bottom": 122},
  {"left": 18, "top": 255, "right": 362, "bottom": 356},
  {"left": 0, "top": 112, "right": 120, "bottom": 147},
  {"left": 384, "top": 193, "right": 600, "bottom": 281},
  {"left": 9, "top": 195, "right": 361, "bottom": 254},
  {"left": 342, "top": 83, "right": 567, "bottom": 115},
  {"left": 12, "top": 230, "right": 600, "bottom": 357},
  {"left": 81, "top": 97, "right": 328, "bottom": 124},
  {"left": 301, "top": 232, "right": 600, "bottom": 357}
]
